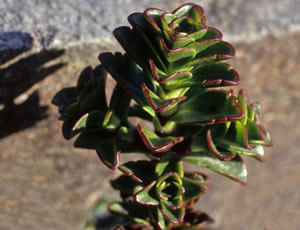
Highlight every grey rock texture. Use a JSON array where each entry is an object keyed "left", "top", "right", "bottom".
[
  {"left": 0, "top": 0, "right": 299, "bottom": 53},
  {"left": 0, "top": 1, "right": 300, "bottom": 230}
]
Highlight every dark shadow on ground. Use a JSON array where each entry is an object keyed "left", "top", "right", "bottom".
[
  {"left": 0, "top": 49, "right": 65, "bottom": 138},
  {"left": 0, "top": 32, "right": 34, "bottom": 65}
]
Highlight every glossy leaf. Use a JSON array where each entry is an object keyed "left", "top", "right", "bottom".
[
  {"left": 135, "top": 181, "right": 160, "bottom": 206},
  {"left": 71, "top": 111, "right": 106, "bottom": 134},
  {"left": 182, "top": 176, "right": 206, "bottom": 201},
  {"left": 172, "top": 3, "right": 206, "bottom": 25},
  {"left": 74, "top": 131, "right": 113, "bottom": 149},
  {"left": 225, "top": 121, "right": 254, "bottom": 149},
  {"left": 119, "top": 160, "right": 156, "bottom": 183},
  {"left": 160, "top": 202, "right": 184, "bottom": 224},
  {"left": 155, "top": 153, "right": 183, "bottom": 177},
  {"left": 142, "top": 83, "right": 187, "bottom": 115},
  {"left": 111, "top": 175, "right": 142, "bottom": 197},
  {"left": 109, "top": 84, "right": 131, "bottom": 123},
  {"left": 96, "top": 137, "right": 120, "bottom": 169},
  {"left": 170, "top": 90, "right": 243, "bottom": 125},
  {"left": 184, "top": 172, "right": 208, "bottom": 186},
  {"left": 99, "top": 52, "right": 148, "bottom": 108},
  {"left": 217, "top": 139, "right": 265, "bottom": 162},
  {"left": 188, "top": 63, "right": 239, "bottom": 87},
  {"left": 156, "top": 207, "right": 173, "bottom": 230},
  {"left": 159, "top": 38, "right": 196, "bottom": 63},
  {"left": 52, "top": 87, "right": 77, "bottom": 113},
  {"left": 237, "top": 90, "right": 248, "bottom": 125},
  {"left": 183, "top": 152, "right": 247, "bottom": 184},
  {"left": 108, "top": 202, "right": 151, "bottom": 225},
  {"left": 137, "top": 124, "right": 184, "bottom": 153}
]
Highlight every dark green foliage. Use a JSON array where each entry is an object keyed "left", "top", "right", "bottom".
[{"left": 53, "top": 3, "right": 272, "bottom": 229}]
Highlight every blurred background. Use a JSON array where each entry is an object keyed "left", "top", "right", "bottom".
[{"left": 0, "top": 0, "right": 299, "bottom": 229}]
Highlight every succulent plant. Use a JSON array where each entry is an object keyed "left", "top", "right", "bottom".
[
  {"left": 110, "top": 153, "right": 208, "bottom": 229},
  {"left": 53, "top": 3, "right": 272, "bottom": 229}
]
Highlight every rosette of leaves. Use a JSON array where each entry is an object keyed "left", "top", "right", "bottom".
[
  {"left": 110, "top": 153, "right": 208, "bottom": 229},
  {"left": 99, "top": 3, "right": 242, "bottom": 135},
  {"left": 52, "top": 65, "right": 133, "bottom": 169}
]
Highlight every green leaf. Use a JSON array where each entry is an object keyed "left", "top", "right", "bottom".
[
  {"left": 137, "top": 124, "right": 184, "bottom": 153},
  {"left": 109, "top": 84, "right": 131, "bottom": 124},
  {"left": 161, "top": 71, "right": 193, "bottom": 91},
  {"left": 142, "top": 83, "right": 187, "bottom": 117},
  {"left": 217, "top": 139, "right": 265, "bottom": 162},
  {"left": 74, "top": 131, "right": 113, "bottom": 149},
  {"left": 111, "top": 175, "right": 142, "bottom": 197},
  {"left": 62, "top": 116, "right": 81, "bottom": 140},
  {"left": 117, "top": 126, "right": 148, "bottom": 154},
  {"left": 76, "top": 66, "right": 94, "bottom": 92},
  {"left": 184, "top": 172, "right": 208, "bottom": 185},
  {"left": 247, "top": 103, "right": 255, "bottom": 121},
  {"left": 52, "top": 87, "right": 78, "bottom": 113},
  {"left": 128, "top": 104, "right": 153, "bottom": 121},
  {"left": 206, "top": 130, "right": 236, "bottom": 161},
  {"left": 108, "top": 202, "right": 151, "bottom": 225},
  {"left": 159, "top": 38, "right": 196, "bottom": 63},
  {"left": 160, "top": 203, "right": 184, "bottom": 224},
  {"left": 182, "top": 176, "right": 206, "bottom": 201},
  {"left": 209, "top": 122, "right": 231, "bottom": 139},
  {"left": 195, "top": 41, "right": 235, "bottom": 59},
  {"left": 252, "top": 102, "right": 262, "bottom": 122},
  {"left": 119, "top": 160, "right": 156, "bottom": 183},
  {"left": 173, "top": 123, "right": 204, "bottom": 138},
  {"left": 170, "top": 90, "right": 242, "bottom": 124},
  {"left": 183, "top": 152, "right": 247, "bottom": 184},
  {"left": 78, "top": 66, "right": 107, "bottom": 112},
  {"left": 134, "top": 181, "right": 160, "bottom": 206},
  {"left": 99, "top": 53, "right": 149, "bottom": 110},
  {"left": 149, "top": 59, "right": 193, "bottom": 90},
  {"left": 172, "top": 3, "right": 206, "bottom": 25},
  {"left": 102, "top": 110, "right": 121, "bottom": 131},
  {"left": 143, "top": 9, "right": 164, "bottom": 35},
  {"left": 61, "top": 101, "right": 80, "bottom": 118},
  {"left": 156, "top": 206, "right": 173, "bottom": 230},
  {"left": 246, "top": 120, "right": 264, "bottom": 142},
  {"left": 96, "top": 137, "right": 120, "bottom": 169},
  {"left": 187, "top": 41, "right": 235, "bottom": 66},
  {"left": 155, "top": 153, "right": 183, "bottom": 177},
  {"left": 190, "top": 133, "right": 235, "bottom": 161},
  {"left": 226, "top": 121, "right": 253, "bottom": 149},
  {"left": 259, "top": 125, "right": 273, "bottom": 147},
  {"left": 71, "top": 111, "right": 106, "bottom": 134},
  {"left": 237, "top": 90, "right": 248, "bottom": 125},
  {"left": 198, "top": 27, "right": 222, "bottom": 41},
  {"left": 187, "top": 63, "right": 239, "bottom": 87},
  {"left": 187, "top": 39, "right": 220, "bottom": 54},
  {"left": 128, "top": 13, "right": 166, "bottom": 70}
]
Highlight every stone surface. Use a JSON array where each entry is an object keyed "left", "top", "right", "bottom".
[
  {"left": 0, "top": 1, "right": 300, "bottom": 230},
  {"left": 0, "top": 32, "right": 33, "bottom": 64},
  {"left": 0, "top": 0, "right": 299, "bottom": 53}
]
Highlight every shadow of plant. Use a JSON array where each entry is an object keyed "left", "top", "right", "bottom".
[
  {"left": 0, "top": 49, "right": 65, "bottom": 138},
  {"left": 0, "top": 32, "right": 34, "bottom": 65}
]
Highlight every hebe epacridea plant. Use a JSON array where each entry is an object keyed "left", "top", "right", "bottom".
[{"left": 52, "top": 3, "right": 272, "bottom": 229}]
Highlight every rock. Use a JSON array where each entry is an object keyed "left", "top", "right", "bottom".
[
  {"left": 0, "top": 0, "right": 299, "bottom": 53},
  {"left": 0, "top": 32, "right": 33, "bottom": 64}
]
